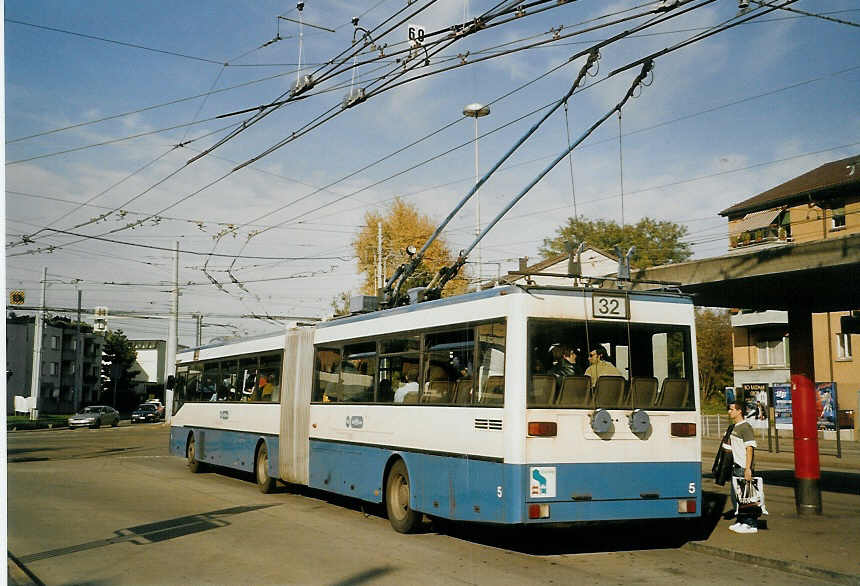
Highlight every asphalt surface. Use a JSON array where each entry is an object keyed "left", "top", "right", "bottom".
[{"left": 7, "top": 423, "right": 860, "bottom": 585}]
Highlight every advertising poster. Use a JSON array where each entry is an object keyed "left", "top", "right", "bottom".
[
  {"left": 772, "top": 383, "right": 792, "bottom": 428},
  {"left": 815, "top": 382, "right": 838, "bottom": 431},
  {"left": 724, "top": 386, "right": 736, "bottom": 408},
  {"left": 741, "top": 383, "right": 769, "bottom": 429}
]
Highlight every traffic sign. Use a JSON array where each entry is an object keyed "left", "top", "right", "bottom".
[{"left": 9, "top": 290, "right": 25, "bottom": 305}]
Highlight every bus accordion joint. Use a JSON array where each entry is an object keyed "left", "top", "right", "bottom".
[
  {"left": 528, "top": 421, "right": 557, "bottom": 437},
  {"left": 670, "top": 422, "right": 696, "bottom": 437}
]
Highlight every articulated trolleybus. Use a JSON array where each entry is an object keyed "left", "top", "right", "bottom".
[{"left": 170, "top": 284, "right": 701, "bottom": 532}]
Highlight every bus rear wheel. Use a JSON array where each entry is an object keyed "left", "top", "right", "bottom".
[
  {"left": 187, "top": 434, "right": 205, "bottom": 473},
  {"left": 385, "top": 459, "right": 420, "bottom": 533},
  {"left": 256, "top": 442, "right": 276, "bottom": 494}
]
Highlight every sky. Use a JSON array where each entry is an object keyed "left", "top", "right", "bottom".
[{"left": 4, "top": 0, "right": 860, "bottom": 347}]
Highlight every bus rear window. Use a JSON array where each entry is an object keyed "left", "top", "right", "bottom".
[{"left": 528, "top": 319, "right": 694, "bottom": 410}]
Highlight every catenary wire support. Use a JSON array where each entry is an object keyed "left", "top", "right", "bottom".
[{"left": 424, "top": 59, "right": 654, "bottom": 300}]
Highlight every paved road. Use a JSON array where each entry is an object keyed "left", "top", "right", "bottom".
[{"left": 7, "top": 425, "right": 837, "bottom": 585}]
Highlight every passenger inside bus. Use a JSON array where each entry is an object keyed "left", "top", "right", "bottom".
[{"left": 584, "top": 346, "right": 623, "bottom": 386}]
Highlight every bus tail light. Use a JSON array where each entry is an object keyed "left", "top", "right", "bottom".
[
  {"left": 528, "top": 422, "right": 557, "bottom": 437},
  {"left": 678, "top": 499, "right": 697, "bottom": 514},
  {"left": 671, "top": 422, "right": 696, "bottom": 437},
  {"left": 529, "top": 504, "right": 550, "bottom": 519}
]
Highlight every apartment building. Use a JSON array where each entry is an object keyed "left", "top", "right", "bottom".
[
  {"left": 6, "top": 314, "right": 104, "bottom": 415},
  {"left": 720, "top": 154, "right": 859, "bottom": 433}
]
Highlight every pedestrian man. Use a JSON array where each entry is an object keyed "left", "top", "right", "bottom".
[{"left": 726, "top": 400, "right": 758, "bottom": 534}]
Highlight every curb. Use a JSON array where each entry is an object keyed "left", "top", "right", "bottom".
[{"left": 683, "top": 541, "right": 860, "bottom": 585}]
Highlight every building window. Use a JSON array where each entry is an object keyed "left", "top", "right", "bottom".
[
  {"left": 756, "top": 338, "right": 786, "bottom": 367},
  {"left": 836, "top": 333, "right": 852, "bottom": 360},
  {"left": 831, "top": 206, "right": 846, "bottom": 230},
  {"left": 50, "top": 335, "right": 59, "bottom": 349},
  {"left": 45, "top": 362, "right": 58, "bottom": 376}
]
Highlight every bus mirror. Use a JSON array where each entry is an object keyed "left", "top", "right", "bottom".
[{"left": 166, "top": 375, "right": 176, "bottom": 390}]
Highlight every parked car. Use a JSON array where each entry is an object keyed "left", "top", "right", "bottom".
[
  {"left": 143, "top": 400, "right": 165, "bottom": 419},
  {"left": 131, "top": 403, "right": 161, "bottom": 424},
  {"left": 68, "top": 405, "right": 120, "bottom": 429}
]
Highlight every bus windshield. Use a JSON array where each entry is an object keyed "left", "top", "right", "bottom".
[{"left": 528, "top": 318, "right": 694, "bottom": 410}]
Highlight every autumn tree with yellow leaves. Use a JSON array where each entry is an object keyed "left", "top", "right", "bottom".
[{"left": 353, "top": 199, "right": 469, "bottom": 297}]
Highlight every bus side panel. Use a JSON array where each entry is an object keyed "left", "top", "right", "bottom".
[
  {"left": 307, "top": 439, "right": 511, "bottom": 522},
  {"left": 411, "top": 455, "right": 506, "bottom": 522},
  {"left": 308, "top": 439, "right": 388, "bottom": 503},
  {"left": 170, "top": 426, "right": 278, "bottom": 474}
]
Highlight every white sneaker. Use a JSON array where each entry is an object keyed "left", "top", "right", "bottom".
[
  {"left": 733, "top": 524, "right": 758, "bottom": 534},
  {"left": 728, "top": 523, "right": 741, "bottom": 531}
]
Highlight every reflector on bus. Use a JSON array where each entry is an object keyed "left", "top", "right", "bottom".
[
  {"left": 670, "top": 422, "right": 696, "bottom": 437},
  {"left": 528, "top": 422, "right": 557, "bottom": 437}
]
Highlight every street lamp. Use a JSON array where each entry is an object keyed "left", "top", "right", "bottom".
[{"left": 463, "top": 103, "right": 490, "bottom": 288}]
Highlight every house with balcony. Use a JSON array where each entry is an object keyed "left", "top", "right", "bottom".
[{"left": 719, "top": 154, "right": 859, "bottom": 431}]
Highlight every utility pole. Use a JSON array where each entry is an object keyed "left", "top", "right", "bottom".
[
  {"left": 195, "top": 313, "right": 203, "bottom": 347},
  {"left": 28, "top": 267, "right": 47, "bottom": 420},
  {"left": 74, "top": 287, "right": 84, "bottom": 412},
  {"left": 164, "top": 242, "right": 179, "bottom": 423},
  {"left": 377, "top": 222, "right": 383, "bottom": 292}
]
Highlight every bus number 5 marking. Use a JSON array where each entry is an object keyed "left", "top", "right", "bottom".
[
  {"left": 688, "top": 482, "right": 696, "bottom": 494},
  {"left": 497, "top": 486, "right": 503, "bottom": 498}
]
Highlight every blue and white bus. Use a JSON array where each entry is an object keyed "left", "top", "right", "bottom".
[{"left": 169, "top": 285, "right": 701, "bottom": 532}]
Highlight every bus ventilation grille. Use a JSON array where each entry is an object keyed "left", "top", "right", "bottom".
[{"left": 474, "top": 418, "right": 503, "bottom": 431}]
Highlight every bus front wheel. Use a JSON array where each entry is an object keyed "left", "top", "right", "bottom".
[
  {"left": 385, "top": 459, "right": 420, "bottom": 533},
  {"left": 256, "top": 442, "right": 276, "bottom": 494},
  {"left": 187, "top": 435, "right": 205, "bottom": 473}
]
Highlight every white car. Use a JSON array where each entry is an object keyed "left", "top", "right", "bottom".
[{"left": 68, "top": 405, "right": 120, "bottom": 429}]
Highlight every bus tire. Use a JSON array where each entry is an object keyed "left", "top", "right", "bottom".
[
  {"left": 255, "top": 442, "right": 276, "bottom": 494},
  {"left": 385, "top": 459, "right": 420, "bottom": 533},
  {"left": 187, "top": 434, "right": 205, "bottom": 473}
]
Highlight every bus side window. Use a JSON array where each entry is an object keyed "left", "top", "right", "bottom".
[
  {"left": 313, "top": 347, "right": 341, "bottom": 402},
  {"left": 341, "top": 342, "right": 376, "bottom": 402}
]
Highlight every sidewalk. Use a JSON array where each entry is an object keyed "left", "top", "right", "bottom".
[{"left": 692, "top": 439, "right": 860, "bottom": 584}]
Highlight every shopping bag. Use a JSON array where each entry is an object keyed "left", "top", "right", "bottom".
[{"left": 732, "top": 476, "right": 768, "bottom": 516}]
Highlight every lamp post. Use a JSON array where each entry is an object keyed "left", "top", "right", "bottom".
[{"left": 463, "top": 103, "right": 490, "bottom": 289}]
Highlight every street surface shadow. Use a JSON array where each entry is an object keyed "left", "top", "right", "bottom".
[
  {"left": 16, "top": 504, "right": 278, "bottom": 565},
  {"left": 434, "top": 491, "right": 728, "bottom": 555},
  {"left": 757, "top": 469, "right": 860, "bottom": 495},
  {"left": 331, "top": 566, "right": 395, "bottom": 586},
  {"left": 278, "top": 482, "right": 730, "bottom": 556}
]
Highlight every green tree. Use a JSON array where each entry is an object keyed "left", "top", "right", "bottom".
[
  {"left": 99, "top": 329, "right": 139, "bottom": 408},
  {"left": 330, "top": 291, "right": 351, "bottom": 317},
  {"left": 540, "top": 216, "right": 691, "bottom": 268},
  {"left": 695, "top": 308, "right": 734, "bottom": 403},
  {"left": 353, "top": 198, "right": 469, "bottom": 297}
]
